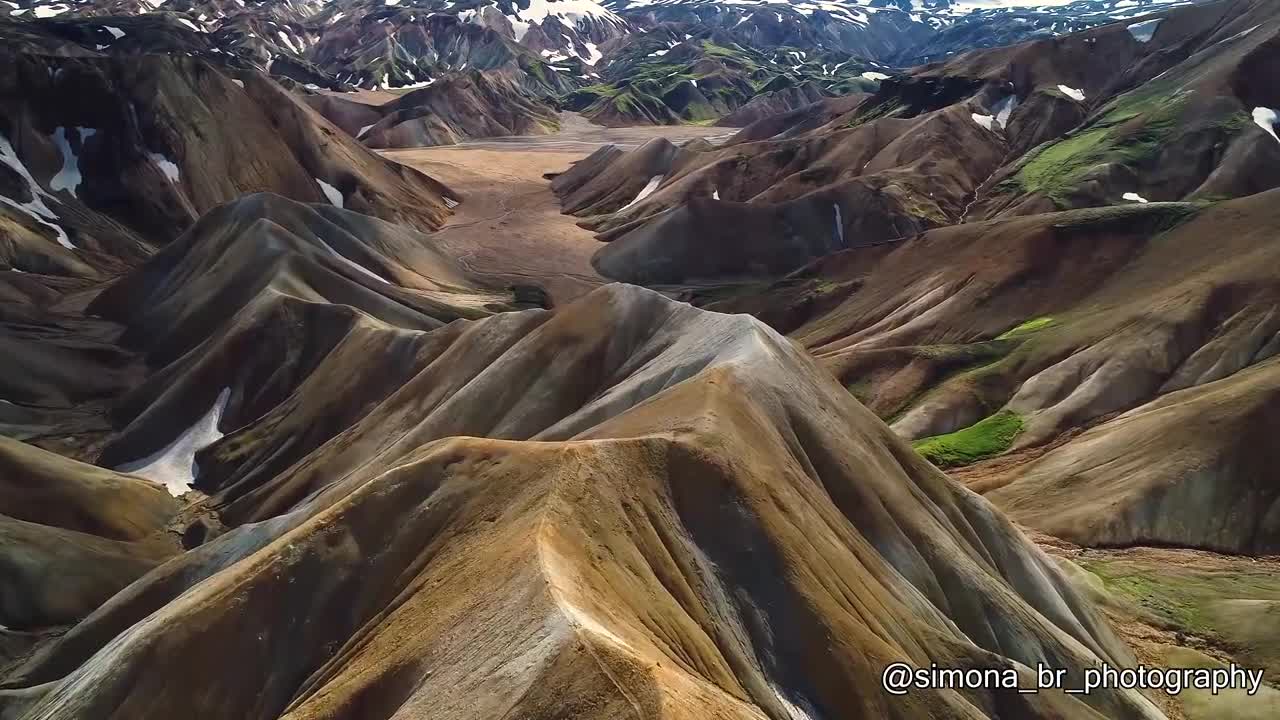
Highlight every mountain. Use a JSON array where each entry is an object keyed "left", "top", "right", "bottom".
[
  {"left": 559, "top": 0, "right": 1279, "bottom": 282},
  {"left": 1, "top": 0, "right": 1218, "bottom": 131},
  {"left": 577, "top": 0, "right": 1280, "bottom": 559},
  {"left": 0, "top": 284, "right": 1160, "bottom": 720},
  {"left": 564, "top": 32, "right": 891, "bottom": 125},
  {"left": 4, "top": 0, "right": 1280, "bottom": 717},
  {"left": 606, "top": 0, "right": 1208, "bottom": 64},
  {"left": 0, "top": 17, "right": 458, "bottom": 277},
  {"left": 305, "top": 70, "right": 562, "bottom": 147},
  {"left": 2, "top": 0, "right": 630, "bottom": 94}
]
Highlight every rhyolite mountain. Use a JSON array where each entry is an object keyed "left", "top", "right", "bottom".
[
  {"left": 0, "top": 21, "right": 1170, "bottom": 711},
  {"left": 2, "top": 0, "right": 631, "bottom": 94},
  {"left": 553, "top": 0, "right": 1280, "bottom": 564},
  {"left": 0, "top": 281, "right": 1164, "bottom": 720},
  {"left": 0, "top": 17, "right": 463, "bottom": 278},
  {"left": 304, "top": 70, "right": 562, "bottom": 146},
  {"left": 1, "top": 0, "right": 1218, "bottom": 120},
  {"left": 606, "top": 0, "right": 1207, "bottom": 63},
  {"left": 2, "top": 1, "right": 1279, "bottom": 719}
]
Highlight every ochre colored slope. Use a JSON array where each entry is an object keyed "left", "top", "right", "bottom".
[{"left": 3, "top": 286, "right": 1159, "bottom": 720}]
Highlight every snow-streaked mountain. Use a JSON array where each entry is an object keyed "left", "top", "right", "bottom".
[
  {"left": 607, "top": 0, "right": 1207, "bottom": 63},
  {"left": 0, "top": 0, "right": 1212, "bottom": 91},
  {"left": 1, "top": 0, "right": 631, "bottom": 91}
]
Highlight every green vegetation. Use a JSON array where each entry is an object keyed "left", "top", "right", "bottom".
[
  {"left": 1081, "top": 559, "right": 1280, "bottom": 638},
  {"left": 1069, "top": 556, "right": 1280, "bottom": 716},
  {"left": 528, "top": 61, "right": 547, "bottom": 84},
  {"left": 577, "top": 83, "right": 620, "bottom": 98},
  {"left": 912, "top": 410, "right": 1024, "bottom": 468},
  {"left": 880, "top": 342, "right": 1018, "bottom": 425},
  {"left": 559, "top": 37, "right": 872, "bottom": 126},
  {"left": 700, "top": 40, "right": 754, "bottom": 66},
  {"left": 1214, "top": 110, "right": 1253, "bottom": 135},
  {"left": 845, "top": 99, "right": 908, "bottom": 128},
  {"left": 996, "top": 316, "right": 1055, "bottom": 340},
  {"left": 1010, "top": 90, "right": 1189, "bottom": 206}
]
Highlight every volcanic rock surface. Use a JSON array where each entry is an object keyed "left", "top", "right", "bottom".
[
  {"left": 533, "top": 0, "right": 1280, "bottom": 560},
  {"left": 0, "top": 26, "right": 458, "bottom": 276},
  {"left": 1, "top": 285, "right": 1162, "bottom": 720},
  {"left": 3, "top": 3, "right": 1279, "bottom": 719},
  {"left": 558, "top": 0, "right": 1280, "bottom": 286},
  {"left": 704, "top": 144, "right": 1280, "bottom": 554}
]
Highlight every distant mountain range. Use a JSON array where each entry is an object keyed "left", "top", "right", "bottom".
[{"left": 2, "top": 0, "right": 1208, "bottom": 94}]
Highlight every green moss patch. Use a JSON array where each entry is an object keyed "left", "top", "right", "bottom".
[
  {"left": 1011, "top": 90, "right": 1189, "bottom": 206},
  {"left": 996, "top": 316, "right": 1055, "bottom": 340},
  {"left": 1080, "top": 559, "right": 1280, "bottom": 638},
  {"left": 912, "top": 410, "right": 1024, "bottom": 468}
]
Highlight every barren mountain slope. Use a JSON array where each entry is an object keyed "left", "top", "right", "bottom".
[
  {"left": 307, "top": 71, "right": 562, "bottom": 148},
  {"left": 1, "top": 286, "right": 1162, "bottom": 720},
  {"left": 704, "top": 163, "right": 1280, "bottom": 555},
  {"left": 555, "top": 0, "right": 1280, "bottom": 285},
  {"left": 0, "top": 27, "right": 457, "bottom": 276}
]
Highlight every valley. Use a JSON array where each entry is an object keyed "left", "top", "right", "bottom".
[{"left": 381, "top": 112, "right": 730, "bottom": 301}]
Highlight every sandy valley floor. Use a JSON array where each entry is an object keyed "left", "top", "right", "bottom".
[{"left": 381, "top": 113, "right": 730, "bottom": 304}]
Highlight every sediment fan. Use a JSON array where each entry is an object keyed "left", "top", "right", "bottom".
[{"left": 2, "top": 285, "right": 1160, "bottom": 719}]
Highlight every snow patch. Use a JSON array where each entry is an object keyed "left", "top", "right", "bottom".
[
  {"left": 116, "top": 387, "right": 232, "bottom": 496},
  {"left": 105, "top": 25, "right": 126, "bottom": 39},
  {"left": 316, "top": 178, "right": 344, "bottom": 208},
  {"left": 833, "top": 203, "right": 844, "bottom": 245},
  {"left": 232, "top": 79, "right": 245, "bottom": 88},
  {"left": 770, "top": 683, "right": 817, "bottom": 720},
  {"left": 1252, "top": 107, "right": 1279, "bottom": 144},
  {"left": 1219, "top": 24, "right": 1260, "bottom": 45},
  {"left": 277, "top": 31, "right": 300, "bottom": 54},
  {"left": 177, "top": 17, "right": 201, "bottom": 33},
  {"left": 1057, "top": 85, "right": 1086, "bottom": 102},
  {"left": 507, "top": 0, "right": 623, "bottom": 42},
  {"left": 395, "top": 78, "right": 436, "bottom": 90},
  {"left": 712, "top": 189, "right": 719, "bottom": 200},
  {"left": 0, "top": 132, "right": 73, "bottom": 249},
  {"left": 971, "top": 113, "right": 995, "bottom": 131},
  {"left": 1122, "top": 192, "right": 1149, "bottom": 204},
  {"left": 620, "top": 175, "right": 663, "bottom": 210},
  {"left": 148, "top": 152, "right": 181, "bottom": 183},
  {"left": 317, "top": 238, "right": 389, "bottom": 285},
  {"left": 50, "top": 127, "right": 95, "bottom": 197},
  {"left": 1127, "top": 18, "right": 1161, "bottom": 43},
  {"left": 33, "top": 4, "right": 69, "bottom": 18},
  {"left": 992, "top": 94, "right": 1018, "bottom": 129},
  {"left": 861, "top": 71, "right": 891, "bottom": 81},
  {"left": 357, "top": 124, "right": 376, "bottom": 138}
]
